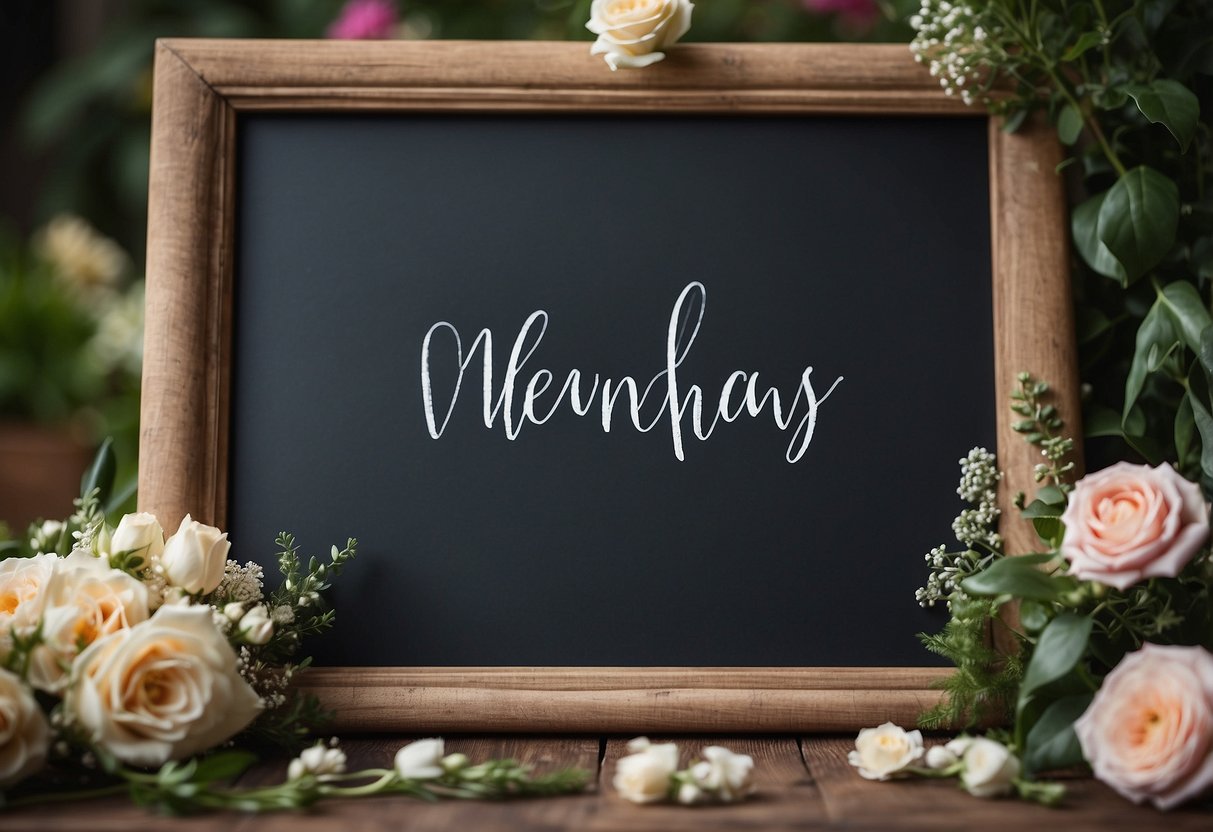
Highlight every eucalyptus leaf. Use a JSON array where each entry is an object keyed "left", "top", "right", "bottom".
[
  {"left": 1124, "top": 79, "right": 1200, "bottom": 152},
  {"left": 1019, "top": 614, "right": 1093, "bottom": 709},
  {"left": 962, "top": 555, "right": 1074, "bottom": 601},
  {"left": 1023, "top": 693, "right": 1095, "bottom": 776},
  {"left": 1072, "top": 191, "right": 1127, "bottom": 282},
  {"left": 1097, "top": 167, "right": 1180, "bottom": 283}
]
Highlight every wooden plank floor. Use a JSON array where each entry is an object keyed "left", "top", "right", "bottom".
[{"left": 5, "top": 736, "right": 1210, "bottom": 830}]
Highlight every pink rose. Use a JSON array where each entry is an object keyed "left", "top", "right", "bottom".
[
  {"left": 1059, "top": 462, "right": 1209, "bottom": 590},
  {"left": 326, "top": 0, "right": 398, "bottom": 40},
  {"left": 1075, "top": 644, "right": 1213, "bottom": 810}
]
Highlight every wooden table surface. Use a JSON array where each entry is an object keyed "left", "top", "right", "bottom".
[{"left": 6, "top": 735, "right": 1210, "bottom": 830}]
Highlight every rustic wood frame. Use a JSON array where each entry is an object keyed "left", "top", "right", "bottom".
[{"left": 140, "top": 39, "right": 1080, "bottom": 732}]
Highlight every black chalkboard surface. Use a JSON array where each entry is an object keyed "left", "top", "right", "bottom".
[{"left": 229, "top": 113, "right": 991, "bottom": 667}]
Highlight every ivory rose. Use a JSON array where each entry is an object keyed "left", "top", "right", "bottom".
[
  {"left": 66, "top": 604, "right": 261, "bottom": 766},
  {"left": 613, "top": 737, "right": 679, "bottom": 803},
  {"left": 394, "top": 738, "right": 445, "bottom": 780},
  {"left": 0, "top": 553, "right": 59, "bottom": 654},
  {"left": 27, "top": 550, "right": 149, "bottom": 693},
  {"left": 0, "top": 668, "right": 50, "bottom": 787},
  {"left": 1059, "top": 462, "right": 1209, "bottom": 590},
  {"left": 690, "top": 745, "right": 756, "bottom": 802},
  {"left": 959, "top": 737, "right": 1019, "bottom": 798},
  {"left": 160, "top": 514, "right": 230, "bottom": 595},
  {"left": 109, "top": 512, "right": 165, "bottom": 563},
  {"left": 1074, "top": 643, "right": 1213, "bottom": 810},
  {"left": 847, "top": 723, "right": 923, "bottom": 780},
  {"left": 586, "top": 0, "right": 693, "bottom": 71}
]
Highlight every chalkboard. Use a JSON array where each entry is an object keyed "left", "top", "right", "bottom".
[
  {"left": 141, "top": 40, "right": 1080, "bottom": 731},
  {"left": 228, "top": 112, "right": 990, "bottom": 667}
]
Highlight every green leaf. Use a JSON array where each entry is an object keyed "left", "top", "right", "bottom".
[
  {"left": 1036, "top": 485, "right": 1067, "bottom": 505},
  {"left": 1062, "top": 31, "right": 1105, "bottom": 61},
  {"left": 1023, "top": 693, "right": 1095, "bottom": 776},
  {"left": 962, "top": 555, "right": 1075, "bottom": 601},
  {"left": 1072, "top": 191, "right": 1126, "bottom": 282},
  {"left": 1097, "top": 167, "right": 1180, "bottom": 283},
  {"left": 1020, "top": 614, "right": 1093, "bottom": 708},
  {"left": 80, "top": 437, "right": 116, "bottom": 505},
  {"left": 191, "top": 751, "right": 258, "bottom": 784},
  {"left": 1020, "top": 500, "right": 1061, "bottom": 519},
  {"left": 1157, "top": 282, "right": 1213, "bottom": 353},
  {"left": 1057, "top": 104, "right": 1083, "bottom": 145},
  {"left": 1124, "top": 79, "right": 1200, "bottom": 152},
  {"left": 1123, "top": 298, "right": 1179, "bottom": 422},
  {"left": 1177, "top": 392, "right": 1197, "bottom": 470}
]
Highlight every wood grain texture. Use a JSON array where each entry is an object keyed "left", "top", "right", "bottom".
[
  {"left": 988, "top": 115, "right": 1083, "bottom": 650},
  {"left": 138, "top": 40, "right": 1079, "bottom": 730},
  {"left": 162, "top": 40, "right": 974, "bottom": 114},
  {"left": 8, "top": 736, "right": 1212, "bottom": 830},
  {"left": 139, "top": 41, "right": 235, "bottom": 530},
  {"left": 298, "top": 668, "right": 948, "bottom": 732}
]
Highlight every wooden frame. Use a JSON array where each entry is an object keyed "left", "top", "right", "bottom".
[{"left": 140, "top": 39, "right": 1080, "bottom": 732}]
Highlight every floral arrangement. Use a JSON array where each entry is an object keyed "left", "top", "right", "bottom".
[
  {"left": 0, "top": 449, "right": 588, "bottom": 813},
  {"left": 0, "top": 216, "right": 142, "bottom": 448},
  {"left": 613, "top": 738, "right": 755, "bottom": 805}
]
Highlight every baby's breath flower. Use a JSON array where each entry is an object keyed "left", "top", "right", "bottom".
[{"left": 216, "top": 561, "right": 265, "bottom": 605}]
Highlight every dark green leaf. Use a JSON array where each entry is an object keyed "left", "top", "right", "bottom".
[
  {"left": 1124, "top": 79, "right": 1200, "bottom": 152},
  {"left": 1062, "top": 31, "right": 1104, "bottom": 61},
  {"left": 1057, "top": 103, "right": 1083, "bottom": 145},
  {"left": 191, "top": 751, "right": 258, "bottom": 784},
  {"left": 1020, "top": 614, "right": 1093, "bottom": 707},
  {"left": 1023, "top": 693, "right": 1095, "bottom": 775},
  {"left": 1097, "top": 167, "right": 1180, "bottom": 283},
  {"left": 962, "top": 555, "right": 1075, "bottom": 601},
  {"left": 1072, "top": 191, "right": 1126, "bottom": 282},
  {"left": 1036, "top": 485, "right": 1067, "bottom": 505},
  {"left": 1018, "top": 600, "right": 1050, "bottom": 634},
  {"left": 1032, "top": 517, "right": 1064, "bottom": 545},
  {"left": 1124, "top": 298, "right": 1179, "bottom": 422},
  {"left": 80, "top": 437, "right": 116, "bottom": 504},
  {"left": 1177, "top": 392, "right": 1196, "bottom": 470},
  {"left": 1157, "top": 282, "right": 1213, "bottom": 353},
  {"left": 1021, "top": 499, "right": 1062, "bottom": 519}
]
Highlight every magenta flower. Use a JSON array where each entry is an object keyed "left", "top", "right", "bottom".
[
  {"left": 802, "top": 0, "right": 879, "bottom": 29},
  {"left": 326, "top": 0, "right": 399, "bottom": 40}
]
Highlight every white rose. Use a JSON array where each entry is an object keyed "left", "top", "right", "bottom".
[
  {"left": 160, "top": 514, "right": 230, "bottom": 595},
  {"left": 395, "top": 738, "right": 446, "bottom": 780},
  {"left": 586, "top": 0, "right": 693, "bottom": 71},
  {"left": 65, "top": 604, "right": 261, "bottom": 766},
  {"left": 691, "top": 745, "right": 755, "bottom": 802},
  {"left": 238, "top": 604, "right": 273, "bottom": 645},
  {"left": 0, "top": 668, "right": 50, "bottom": 787},
  {"left": 0, "top": 554, "right": 60, "bottom": 655},
  {"left": 288, "top": 740, "right": 347, "bottom": 781},
  {"left": 109, "top": 513, "right": 165, "bottom": 564},
  {"left": 613, "top": 737, "right": 678, "bottom": 803},
  {"left": 847, "top": 723, "right": 924, "bottom": 780},
  {"left": 925, "top": 745, "right": 959, "bottom": 770},
  {"left": 960, "top": 738, "right": 1020, "bottom": 798},
  {"left": 27, "top": 550, "right": 150, "bottom": 693}
]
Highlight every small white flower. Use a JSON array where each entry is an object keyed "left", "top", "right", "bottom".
[
  {"left": 613, "top": 737, "right": 679, "bottom": 803},
  {"left": 288, "top": 740, "right": 347, "bottom": 782},
  {"left": 238, "top": 604, "right": 274, "bottom": 645},
  {"left": 441, "top": 752, "right": 469, "bottom": 773},
  {"left": 109, "top": 513, "right": 165, "bottom": 565},
  {"left": 160, "top": 515, "right": 230, "bottom": 596},
  {"left": 960, "top": 738, "right": 1020, "bottom": 798},
  {"left": 223, "top": 602, "right": 245, "bottom": 621},
  {"left": 395, "top": 738, "right": 445, "bottom": 780},
  {"left": 925, "top": 745, "right": 959, "bottom": 770},
  {"left": 848, "top": 723, "right": 924, "bottom": 780},
  {"left": 676, "top": 782, "right": 705, "bottom": 804},
  {"left": 691, "top": 746, "right": 755, "bottom": 802}
]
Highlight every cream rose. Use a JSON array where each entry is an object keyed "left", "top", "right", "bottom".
[
  {"left": 959, "top": 737, "right": 1019, "bottom": 798},
  {"left": 109, "top": 512, "right": 165, "bottom": 564},
  {"left": 27, "top": 550, "right": 150, "bottom": 693},
  {"left": 160, "top": 514, "right": 230, "bottom": 595},
  {"left": 66, "top": 604, "right": 261, "bottom": 766},
  {"left": 1059, "top": 462, "right": 1209, "bottom": 590},
  {"left": 613, "top": 737, "right": 678, "bottom": 803},
  {"left": 0, "top": 553, "right": 60, "bottom": 654},
  {"left": 586, "top": 0, "right": 693, "bottom": 71},
  {"left": 394, "top": 738, "right": 446, "bottom": 780},
  {"left": 1075, "top": 643, "right": 1213, "bottom": 810},
  {"left": 690, "top": 745, "right": 755, "bottom": 802},
  {"left": 848, "top": 723, "right": 924, "bottom": 780},
  {"left": 0, "top": 667, "right": 50, "bottom": 787}
]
